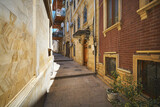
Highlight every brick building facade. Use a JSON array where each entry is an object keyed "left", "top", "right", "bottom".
[{"left": 96, "top": 0, "right": 160, "bottom": 98}]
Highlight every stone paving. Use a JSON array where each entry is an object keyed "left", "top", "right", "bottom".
[
  {"left": 54, "top": 53, "right": 73, "bottom": 62},
  {"left": 55, "top": 61, "right": 95, "bottom": 78},
  {"left": 44, "top": 54, "right": 113, "bottom": 107}
]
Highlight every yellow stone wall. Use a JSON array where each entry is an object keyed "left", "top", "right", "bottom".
[
  {"left": 65, "top": 0, "right": 95, "bottom": 71},
  {"left": 0, "top": 0, "right": 53, "bottom": 106}
]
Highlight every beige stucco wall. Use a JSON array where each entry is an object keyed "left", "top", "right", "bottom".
[
  {"left": 68, "top": 0, "right": 95, "bottom": 71},
  {"left": 0, "top": 0, "right": 54, "bottom": 106}
]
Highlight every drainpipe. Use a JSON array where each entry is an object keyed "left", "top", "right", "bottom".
[
  {"left": 94, "top": 0, "right": 97, "bottom": 74},
  {"left": 69, "top": 8, "right": 72, "bottom": 58}
]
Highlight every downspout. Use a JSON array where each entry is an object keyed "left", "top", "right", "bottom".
[
  {"left": 94, "top": 0, "right": 97, "bottom": 74},
  {"left": 69, "top": 7, "right": 72, "bottom": 58}
]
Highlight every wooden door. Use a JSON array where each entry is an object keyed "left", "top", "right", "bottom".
[
  {"left": 66, "top": 42, "right": 70, "bottom": 57},
  {"left": 83, "top": 41, "right": 88, "bottom": 66}
]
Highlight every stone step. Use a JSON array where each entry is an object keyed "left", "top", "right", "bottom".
[{"left": 52, "top": 72, "right": 96, "bottom": 80}]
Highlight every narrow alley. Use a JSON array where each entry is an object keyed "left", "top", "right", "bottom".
[
  {"left": 44, "top": 54, "right": 113, "bottom": 107},
  {"left": 0, "top": 0, "right": 160, "bottom": 106}
]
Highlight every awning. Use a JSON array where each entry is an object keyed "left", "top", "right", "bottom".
[{"left": 73, "top": 30, "right": 90, "bottom": 37}]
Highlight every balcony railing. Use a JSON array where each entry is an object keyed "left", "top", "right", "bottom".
[
  {"left": 53, "top": 8, "right": 66, "bottom": 22},
  {"left": 56, "top": 8, "right": 65, "bottom": 17}
]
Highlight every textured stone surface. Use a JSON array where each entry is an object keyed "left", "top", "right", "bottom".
[
  {"left": 64, "top": 0, "right": 95, "bottom": 71},
  {"left": 53, "top": 54, "right": 94, "bottom": 78},
  {"left": 0, "top": 0, "right": 53, "bottom": 106}
]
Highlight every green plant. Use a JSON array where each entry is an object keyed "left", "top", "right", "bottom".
[
  {"left": 110, "top": 71, "right": 120, "bottom": 93},
  {"left": 108, "top": 72, "right": 160, "bottom": 107}
]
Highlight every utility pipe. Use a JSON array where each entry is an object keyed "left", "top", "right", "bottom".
[{"left": 94, "top": 0, "right": 97, "bottom": 74}]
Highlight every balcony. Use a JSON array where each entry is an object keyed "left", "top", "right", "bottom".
[
  {"left": 53, "top": 8, "right": 66, "bottom": 23},
  {"left": 55, "top": 8, "right": 65, "bottom": 17},
  {"left": 53, "top": 31, "right": 63, "bottom": 37}
]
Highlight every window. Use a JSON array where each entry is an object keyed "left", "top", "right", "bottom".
[
  {"left": 105, "top": 57, "right": 116, "bottom": 77},
  {"left": 103, "top": 0, "right": 121, "bottom": 35},
  {"left": 83, "top": 6, "right": 87, "bottom": 23},
  {"left": 67, "top": 21, "right": 69, "bottom": 32},
  {"left": 74, "top": 0, "right": 76, "bottom": 10},
  {"left": 77, "top": 16, "right": 80, "bottom": 29},
  {"left": 66, "top": 0, "right": 69, "bottom": 9},
  {"left": 107, "top": 0, "right": 118, "bottom": 27},
  {"left": 74, "top": 20, "right": 75, "bottom": 33},
  {"left": 73, "top": 44, "right": 76, "bottom": 56},
  {"left": 70, "top": 9, "right": 72, "bottom": 21},
  {"left": 138, "top": 60, "right": 160, "bottom": 98}
]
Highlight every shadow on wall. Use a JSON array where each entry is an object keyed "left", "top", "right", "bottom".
[{"left": 32, "top": 92, "right": 47, "bottom": 107}]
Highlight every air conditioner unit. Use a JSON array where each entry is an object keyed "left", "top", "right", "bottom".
[
  {"left": 56, "top": 9, "right": 61, "bottom": 16},
  {"left": 61, "top": 22, "right": 64, "bottom": 28},
  {"left": 70, "top": 22, "right": 73, "bottom": 27},
  {"left": 61, "top": 8, "right": 66, "bottom": 16}
]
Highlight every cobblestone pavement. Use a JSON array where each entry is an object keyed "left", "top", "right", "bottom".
[{"left": 44, "top": 54, "right": 113, "bottom": 107}]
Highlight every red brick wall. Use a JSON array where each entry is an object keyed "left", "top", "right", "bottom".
[
  {"left": 99, "top": 0, "right": 104, "bottom": 63},
  {"left": 99, "top": 0, "right": 160, "bottom": 72}
]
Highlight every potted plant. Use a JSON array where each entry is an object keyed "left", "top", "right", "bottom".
[{"left": 106, "top": 71, "right": 122, "bottom": 102}]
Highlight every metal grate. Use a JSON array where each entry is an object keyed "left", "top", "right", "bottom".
[
  {"left": 74, "top": 69, "right": 82, "bottom": 71},
  {"left": 63, "top": 67, "right": 69, "bottom": 69}
]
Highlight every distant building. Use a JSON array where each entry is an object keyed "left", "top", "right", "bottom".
[
  {"left": 64, "top": 0, "right": 96, "bottom": 71},
  {"left": 52, "top": 0, "right": 65, "bottom": 54}
]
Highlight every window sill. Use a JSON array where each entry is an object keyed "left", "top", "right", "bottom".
[
  {"left": 137, "top": 0, "right": 160, "bottom": 20},
  {"left": 103, "top": 22, "right": 121, "bottom": 37},
  {"left": 136, "top": 50, "right": 160, "bottom": 54},
  {"left": 117, "top": 68, "right": 131, "bottom": 74},
  {"left": 104, "top": 52, "right": 117, "bottom": 54}
]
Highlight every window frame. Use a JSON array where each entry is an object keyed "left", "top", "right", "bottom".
[
  {"left": 105, "top": 57, "right": 116, "bottom": 77},
  {"left": 66, "top": 0, "right": 69, "bottom": 9},
  {"left": 83, "top": 5, "right": 87, "bottom": 24},
  {"left": 74, "top": 20, "right": 76, "bottom": 33},
  {"left": 77, "top": 16, "right": 80, "bottom": 29},
  {"left": 73, "top": 44, "right": 76, "bottom": 56},
  {"left": 137, "top": 60, "right": 160, "bottom": 98},
  {"left": 103, "top": 53, "right": 119, "bottom": 79},
  {"left": 107, "top": 0, "right": 118, "bottom": 28},
  {"left": 74, "top": 0, "right": 76, "bottom": 10},
  {"left": 67, "top": 21, "right": 69, "bottom": 32},
  {"left": 133, "top": 53, "right": 160, "bottom": 83},
  {"left": 103, "top": 0, "right": 122, "bottom": 36}
]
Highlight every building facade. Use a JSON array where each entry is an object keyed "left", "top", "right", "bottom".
[
  {"left": 96, "top": 0, "right": 160, "bottom": 98},
  {"left": 64, "top": 0, "right": 96, "bottom": 71},
  {"left": 0, "top": 0, "right": 54, "bottom": 106},
  {"left": 52, "top": 0, "right": 65, "bottom": 54}
]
